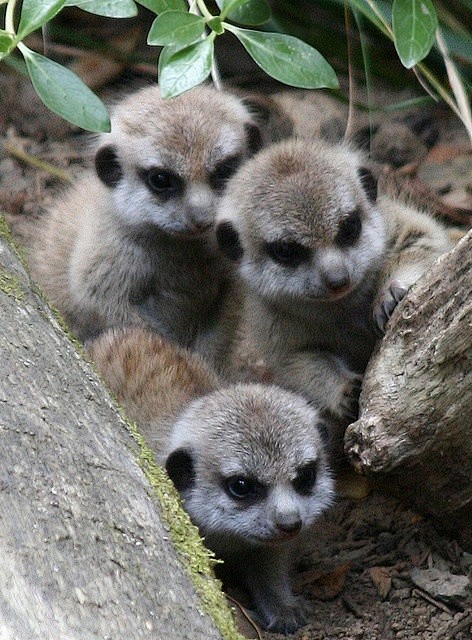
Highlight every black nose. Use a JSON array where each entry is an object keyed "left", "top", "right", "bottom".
[
  {"left": 276, "top": 518, "right": 302, "bottom": 534},
  {"left": 325, "top": 273, "right": 351, "bottom": 293}
]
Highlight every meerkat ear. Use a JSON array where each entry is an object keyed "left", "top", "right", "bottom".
[
  {"left": 216, "top": 221, "right": 244, "bottom": 261},
  {"left": 241, "top": 94, "right": 294, "bottom": 147},
  {"left": 358, "top": 166, "right": 378, "bottom": 203},
  {"left": 244, "top": 122, "right": 263, "bottom": 155},
  {"left": 165, "top": 448, "right": 195, "bottom": 492},
  {"left": 95, "top": 144, "right": 123, "bottom": 187}
]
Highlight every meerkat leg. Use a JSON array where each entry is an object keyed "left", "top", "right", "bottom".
[
  {"left": 241, "top": 546, "right": 308, "bottom": 634},
  {"left": 275, "top": 351, "right": 362, "bottom": 423},
  {"left": 373, "top": 201, "right": 455, "bottom": 334}
]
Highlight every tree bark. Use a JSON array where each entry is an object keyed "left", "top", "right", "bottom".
[
  {"left": 0, "top": 226, "right": 242, "bottom": 640},
  {"left": 345, "top": 229, "right": 472, "bottom": 550}
]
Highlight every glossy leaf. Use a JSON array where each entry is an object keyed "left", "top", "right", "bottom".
[
  {"left": 208, "top": 17, "right": 224, "bottom": 35},
  {"left": 348, "top": 0, "right": 390, "bottom": 34},
  {"left": 17, "top": 0, "right": 66, "bottom": 40},
  {"left": 21, "top": 46, "right": 111, "bottom": 132},
  {"left": 217, "top": 0, "right": 271, "bottom": 26},
  {"left": 158, "top": 39, "right": 214, "bottom": 98},
  {"left": 148, "top": 11, "right": 206, "bottom": 47},
  {"left": 392, "top": 0, "right": 438, "bottom": 68},
  {"left": 138, "top": 0, "right": 186, "bottom": 12},
  {"left": 228, "top": 27, "right": 338, "bottom": 89},
  {"left": 65, "top": 1, "right": 138, "bottom": 18},
  {"left": 0, "top": 30, "right": 15, "bottom": 59}
]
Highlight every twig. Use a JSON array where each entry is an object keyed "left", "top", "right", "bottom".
[
  {"left": 411, "top": 588, "right": 453, "bottom": 615},
  {"left": 342, "top": 594, "right": 365, "bottom": 619},
  {"left": 2, "top": 142, "right": 72, "bottom": 183},
  {"left": 343, "top": 1, "right": 356, "bottom": 141},
  {"left": 225, "top": 594, "right": 263, "bottom": 640}
]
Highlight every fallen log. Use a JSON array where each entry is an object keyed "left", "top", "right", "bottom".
[
  {"left": 345, "top": 229, "right": 472, "bottom": 550},
  {"left": 0, "top": 219, "right": 243, "bottom": 640}
]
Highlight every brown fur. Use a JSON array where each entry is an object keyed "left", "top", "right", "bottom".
[{"left": 87, "top": 326, "right": 219, "bottom": 452}]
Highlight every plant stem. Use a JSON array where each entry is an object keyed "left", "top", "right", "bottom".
[
  {"left": 358, "top": 0, "right": 393, "bottom": 37},
  {"left": 435, "top": 27, "right": 472, "bottom": 145},
  {"left": 5, "top": 0, "right": 18, "bottom": 35},
  {"left": 187, "top": 0, "right": 222, "bottom": 91},
  {"left": 2, "top": 141, "right": 73, "bottom": 183},
  {"left": 195, "top": 0, "right": 213, "bottom": 21}
]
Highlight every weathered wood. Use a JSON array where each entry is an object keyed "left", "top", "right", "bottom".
[
  {"left": 0, "top": 224, "right": 243, "bottom": 640},
  {"left": 345, "top": 229, "right": 472, "bottom": 549}
]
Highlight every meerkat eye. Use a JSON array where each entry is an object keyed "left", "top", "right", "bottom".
[
  {"left": 293, "top": 462, "right": 318, "bottom": 495},
  {"left": 225, "top": 476, "right": 262, "bottom": 501},
  {"left": 209, "top": 155, "right": 243, "bottom": 191},
  {"left": 141, "top": 167, "right": 183, "bottom": 198},
  {"left": 265, "top": 240, "right": 310, "bottom": 267},
  {"left": 336, "top": 209, "right": 362, "bottom": 247}
]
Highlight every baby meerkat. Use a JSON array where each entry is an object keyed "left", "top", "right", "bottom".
[
  {"left": 215, "top": 138, "right": 455, "bottom": 422},
  {"left": 32, "top": 83, "right": 267, "bottom": 365},
  {"left": 88, "top": 326, "right": 334, "bottom": 634}
]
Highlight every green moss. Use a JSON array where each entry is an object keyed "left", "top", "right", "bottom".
[
  {"left": 0, "top": 267, "right": 25, "bottom": 302},
  {"left": 0, "top": 213, "right": 83, "bottom": 350},
  {"left": 126, "top": 417, "right": 246, "bottom": 640},
  {"left": 0, "top": 214, "right": 30, "bottom": 271},
  {"left": 1, "top": 214, "right": 243, "bottom": 636}
]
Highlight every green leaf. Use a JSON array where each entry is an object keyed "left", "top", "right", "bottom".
[
  {"left": 158, "top": 39, "right": 214, "bottom": 99},
  {"left": 217, "top": 0, "right": 271, "bottom": 26},
  {"left": 137, "top": 0, "right": 186, "bottom": 12},
  {"left": 65, "top": 1, "right": 138, "bottom": 18},
  {"left": 20, "top": 46, "right": 111, "bottom": 132},
  {"left": 207, "top": 17, "right": 224, "bottom": 35},
  {"left": 17, "top": 0, "right": 66, "bottom": 40},
  {"left": 148, "top": 11, "right": 206, "bottom": 47},
  {"left": 348, "top": 0, "right": 390, "bottom": 34},
  {"left": 392, "top": 0, "right": 438, "bottom": 68},
  {"left": 228, "top": 27, "right": 338, "bottom": 89},
  {"left": 0, "top": 30, "right": 15, "bottom": 59}
]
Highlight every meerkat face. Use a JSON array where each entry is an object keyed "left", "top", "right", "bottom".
[
  {"left": 165, "top": 384, "right": 334, "bottom": 551},
  {"left": 94, "top": 84, "right": 262, "bottom": 238},
  {"left": 216, "top": 139, "right": 388, "bottom": 303}
]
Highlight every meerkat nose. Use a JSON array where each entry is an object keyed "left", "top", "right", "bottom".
[
  {"left": 275, "top": 516, "right": 302, "bottom": 534},
  {"left": 191, "top": 218, "right": 212, "bottom": 232},
  {"left": 324, "top": 272, "right": 351, "bottom": 293}
]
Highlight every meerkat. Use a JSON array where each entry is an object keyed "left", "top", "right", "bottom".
[
  {"left": 215, "top": 138, "right": 455, "bottom": 422},
  {"left": 31, "top": 83, "right": 273, "bottom": 367},
  {"left": 87, "top": 326, "right": 334, "bottom": 634}
]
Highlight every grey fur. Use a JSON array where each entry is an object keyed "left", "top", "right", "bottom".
[
  {"left": 166, "top": 384, "right": 334, "bottom": 634},
  {"left": 216, "top": 138, "right": 454, "bottom": 421},
  {"left": 32, "top": 84, "right": 262, "bottom": 366},
  {"left": 88, "top": 327, "right": 334, "bottom": 634}
]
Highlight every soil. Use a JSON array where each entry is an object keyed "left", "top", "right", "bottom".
[{"left": 1, "top": 51, "right": 471, "bottom": 640}]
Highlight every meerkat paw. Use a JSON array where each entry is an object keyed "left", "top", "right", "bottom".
[
  {"left": 340, "top": 374, "right": 363, "bottom": 423},
  {"left": 251, "top": 597, "right": 309, "bottom": 635},
  {"left": 373, "top": 281, "right": 408, "bottom": 335}
]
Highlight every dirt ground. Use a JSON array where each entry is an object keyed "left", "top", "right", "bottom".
[{"left": 1, "top": 61, "right": 471, "bottom": 640}]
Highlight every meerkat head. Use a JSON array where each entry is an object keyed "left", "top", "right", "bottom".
[
  {"left": 216, "top": 138, "right": 387, "bottom": 303},
  {"left": 93, "top": 84, "right": 263, "bottom": 238},
  {"left": 165, "top": 383, "right": 334, "bottom": 552}
]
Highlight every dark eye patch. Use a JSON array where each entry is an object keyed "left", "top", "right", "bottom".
[
  {"left": 139, "top": 167, "right": 184, "bottom": 200},
  {"left": 224, "top": 475, "right": 266, "bottom": 501},
  {"left": 292, "top": 462, "right": 318, "bottom": 495},
  {"left": 335, "top": 208, "right": 362, "bottom": 247},
  {"left": 265, "top": 240, "right": 311, "bottom": 267},
  {"left": 209, "top": 155, "right": 243, "bottom": 191}
]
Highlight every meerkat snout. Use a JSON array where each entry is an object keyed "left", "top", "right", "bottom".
[
  {"left": 214, "top": 137, "right": 454, "bottom": 426},
  {"left": 87, "top": 327, "right": 335, "bottom": 635},
  {"left": 165, "top": 383, "right": 334, "bottom": 633},
  {"left": 271, "top": 488, "right": 303, "bottom": 536}
]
